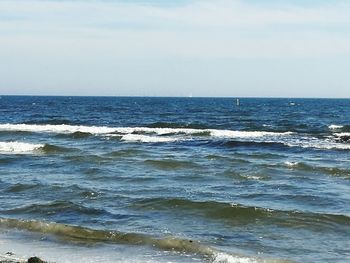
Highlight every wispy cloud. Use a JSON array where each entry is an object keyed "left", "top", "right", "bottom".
[
  {"left": 1, "top": 0, "right": 350, "bottom": 59},
  {"left": 1, "top": 0, "right": 350, "bottom": 97}
]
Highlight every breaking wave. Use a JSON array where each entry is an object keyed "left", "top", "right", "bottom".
[
  {"left": 0, "top": 141, "right": 44, "bottom": 154},
  {"left": 329, "top": 124, "right": 344, "bottom": 130},
  {"left": 333, "top": 133, "right": 350, "bottom": 143},
  {"left": 1, "top": 123, "right": 349, "bottom": 150},
  {"left": 329, "top": 124, "right": 350, "bottom": 132},
  {"left": 0, "top": 142, "right": 73, "bottom": 154},
  {"left": 0, "top": 217, "right": 291, "bottom": 263},
  {"left": 0, "top": 123, "right": 291, "bottom": 138},
  {"left": 0, "top": 123, "right": 292, "bottom": 146}
]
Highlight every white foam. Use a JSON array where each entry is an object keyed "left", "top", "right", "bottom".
[
  {"left": 285, "top": 139, "right": 350, "bottom": 150},
  {"left": 212, "top": 252, "right": 291, "bottom": 263},
  {"left": 329, "top": 125, "right": 344, "bottom": 130},
  {"left": 243, "top": 175, "right": 263, "bottom": 180},
  {"left": 0, "top": 124, "right": 202, "bottom": 136},
  {"left": 121, "top": 134, "right": 178, "bottom": 143},
  {"left": 0, "top": 141, "right": 44, "bottom": 154},
  {"left": 284, "top": 161, "right": 299, "bottom": 167},
  {"left": 0, "top": 123, "right": 115, "bottom": 134},
  {"left": 1, "top": 123, "right": 348, "bottom": 150},
  {"left": 209, "top": 130, "right": 292, "bottom": 139},
  {"left": 212, "top": 252, "right": 260, "bottom": 263},
  {"left": 0, "top": 123, "right": 292, "bottom": 139},
  {"left": 0, "top": 231, "right": 197, "bottom": 263},
  {"left": 334, "top": 132, "right": 350, "bottom": 137}
]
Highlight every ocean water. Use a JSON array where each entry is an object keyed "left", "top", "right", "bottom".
[{"left": 0, "top": 96, "right": 349, "bottom": 263}]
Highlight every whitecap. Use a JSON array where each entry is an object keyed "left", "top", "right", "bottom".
[
  {"left": 0, "top": 141, "right": 44, "bottom": 154},
  {"left": 333, "top": 132, "right": 350, "bottom": 137},
  {"left": 285, "top": 139, "right": 350, "bottom": 150},
  {"left": 284, "top": 161, "right": 299, "bottom": 167},
  {"left": 0, "top": 123, "right": 293, "bottom": 140},
  {"left": 209, "top": 130, "right": 292, "bottom": 139},
  {"left": 212, "top": 252, "right": 261, "bottom": 263},
  {"left": 328, "top": 125, "right": 344, "bottom": 130},
  {"left": 121, "top": 134, "right": 178, "bottom": 143},
  {"left": 212, "top": 252, "right": 292, "bottom": 263},
  {"left": 0, "top": 123, "right": 115, "bottom": 135}
]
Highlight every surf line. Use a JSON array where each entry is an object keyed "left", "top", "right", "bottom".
[{"left": 0, "top": 217, "right": 292, "bottom": 263}]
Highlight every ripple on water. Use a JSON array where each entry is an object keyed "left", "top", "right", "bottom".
[
  {"left": 132, "top": 198, "right": 350, "bottom": 231},
  {"left": 144, "top": 159, "right": 199, "bottom": 170}
]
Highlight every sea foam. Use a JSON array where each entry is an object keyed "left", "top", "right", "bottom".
[
  {"left": 121, "top": 134, "right": 178, "bottom": 143},
  {"left": 0, "top": 123, "right": 292, "bottom": 138},
  {"left": 210, "top": 130, "right": 292, "bottom": 138},
  {"left": 0, "top": 123, "right": 115, "bottom": 135},
  {"left": 0, "top": 141, "right": 44, "bottom": 154},
  {"left": 1, "top": 124, "right": 348, "bottom": 150},
  {"left": 284, "top": 138, "right": 350, "bottom": 150},
  {"left": 212, "top": 253, "right": 261, "bottom": 263},
  {"left": 329, "top": 124, "right": 344, "bottom": 130},
  {"left": 334, "top": 132, "right": 350, "bottom": 137},
  {"left": 212, "top": 252, "right": 292, "bottom": 263},
  {"left": 284, "top": 161, "right": 299, "bottom": 167},
  {"left": 0, "top": 217, "right": 291, "bottom": 263}
]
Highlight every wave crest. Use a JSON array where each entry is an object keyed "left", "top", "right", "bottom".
[
  {"left": 0, "top": 217, "right": 291, "bottom": 263},
  {"left": 2, "top": 123, "right": 349, "bottom": 150},
  {"left": 0, "top": 141, "right": 44, "bottom": 154}
]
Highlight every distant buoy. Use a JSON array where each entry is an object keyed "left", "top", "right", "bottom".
[{"left": 236, "top": 99, "right": 240, "bottom": 106}]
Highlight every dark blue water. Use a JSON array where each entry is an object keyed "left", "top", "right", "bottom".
[{"left": 0, "top": 96, "right": 349, "bottom": 263}]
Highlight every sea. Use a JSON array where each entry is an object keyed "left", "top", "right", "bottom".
[{"left": 0, "top": 96, "right": 349, "bottom": 263}]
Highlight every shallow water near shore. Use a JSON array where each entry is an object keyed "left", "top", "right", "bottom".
[{"left": 0, "top": 96, "right": 350, "bottom": 262}]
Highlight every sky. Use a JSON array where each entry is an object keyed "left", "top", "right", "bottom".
[{"left": 0, "top": 0, "right": 350, "bottom": 97}]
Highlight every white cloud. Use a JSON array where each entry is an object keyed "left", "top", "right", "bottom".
[
  {"left": 0, "top": 0, "right": 350, "bottom": 97},
  {"left": 1, "top": 0, "right": 350, "bottom": 59}
]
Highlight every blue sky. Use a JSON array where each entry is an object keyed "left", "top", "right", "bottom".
[{"left": 0, "top": 0, "right": 349, "bottom": 97}]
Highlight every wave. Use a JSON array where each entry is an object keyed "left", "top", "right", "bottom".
[
  {"left": 329, "top": 124, "right": 344, "bottom": 130},
  {"left": 144, "top": 159, "right": 198, "bottom": 170},
  {"left": 0, "top": 141, "right": 44, "bottom": 154},
  {"left": 0, "top": 141, "right": 74, "bottom": 154},
  {"left": 104, "top": 149, "right": 146, "bottom": 158},
  {"left": 0, "top": 123, "right": 293, "bottom": 146},
  {"left": 41, "top": 144, "right": 74, "bottom": 153},
  {"left": 220, "top": 140, "right": 287, "bottom": 149},
  {"left": 329, "top": 124, "right": 350, "bottom": 132},
  {"left": 287, "top": 142, "right": 350, "bottom": 150},
  {"left": 64, "top": 154, "right": 110, "bottom": 165},
  {"left": 133, "top": 198, "right": 350, "bottom": 228},
  {"left": 284, "top": 161, "right": 350, "bottom": 179},
  {"left": 24, "top": 119, "right": 76, "bottom": 125},
  {"left": 0, "top": 123, "right": 291, "bottom": 138},
  {"left": 1, "top": 201, "right": 105, "bottom": 217},
  {"left": 284, "top": 161, "right": 299, "bottom": 167},
  {"left": 2, "top": 123, "right": 349, "bottom": 150},
  {"left": 147, "top": 122, "right": 209, "bottom": 129},
  {"left": 120, "top": 134, "right": 178, "bottom": 143},
  {"left": 0, "top": 123, "right": 116, "bottom": 135},
  {"left": 55, "top": 131, "right": 92, "bottom": 139},
  {"left": 0, "top": 217, "right": 291, "bottom": 263},
  {"left": 4, "top": 183, "right": 38, "bottom": 193},
  {"left": 333, "top": 133, "right": 350, "bottom": 143}
]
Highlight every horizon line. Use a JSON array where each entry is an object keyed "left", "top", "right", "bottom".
[{"left": 1, "top": 94, "right": 349, "bottom": 99}]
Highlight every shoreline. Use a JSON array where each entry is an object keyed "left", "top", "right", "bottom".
[
  {"left": 0, "top": 254, "right": 25, "bottom": 263},
  {"left": 0, "top": 254, "right": 46, "bottom": 263}
]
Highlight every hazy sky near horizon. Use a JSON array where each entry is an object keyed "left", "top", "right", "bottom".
[{"left": 1, "top": 0, "right": 350, "bottom": 97}]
